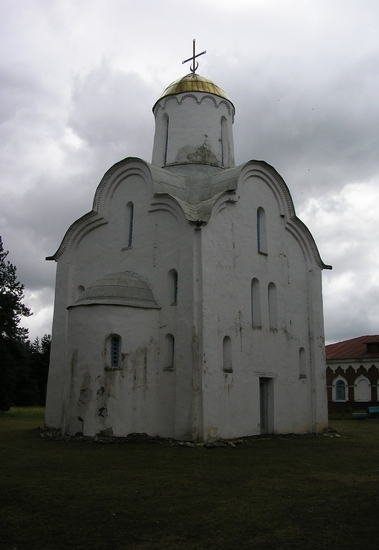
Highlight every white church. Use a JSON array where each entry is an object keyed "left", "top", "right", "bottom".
[{"left": 45, "top": 46, "right": 331, "bottom": 441}]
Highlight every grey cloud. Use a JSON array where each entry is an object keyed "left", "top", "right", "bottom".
[
  {"left": 1, "top": 0, "right": 379, "bottom": 344},
  {"left": 68, "top": 60, "right": 155, "bottom": 161},
  {"left": 228, "top": 51, "right": 379, "bottom": 212},
  {"left": 324, "top": 283, "right": 379, "bottom": 344}
]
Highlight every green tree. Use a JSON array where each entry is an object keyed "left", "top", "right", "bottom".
[{"left": 0, "top": 236, "right": 32, "bottom": 411}]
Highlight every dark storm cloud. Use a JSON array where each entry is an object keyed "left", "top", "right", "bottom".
[
  {"left": 1, "top": 0, "right": 379, "bottom": 343},
  {"left": 68, "top": 60, "right": 155, "bottom": 162},
  {"left": 231, "top": 51, "right": 379, "bottom": 203}
]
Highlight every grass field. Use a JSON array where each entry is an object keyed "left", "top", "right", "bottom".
[{"left": 1, "top": 408, "right": 379, "bottom": 549}]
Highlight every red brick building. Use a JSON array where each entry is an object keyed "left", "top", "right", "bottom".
[{"left": 326, "top": 336, "right": 379, "bottom": 414}]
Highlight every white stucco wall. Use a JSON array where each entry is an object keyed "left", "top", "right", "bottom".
[
  {"left": 46, "top": 83, "right": 328, "bottom": 442},
  {"left": 152, "top": 93, "right": 234, "bottom": 168},
  {"left": 46, "top": 162, "right": 202, "bottom": 438},
  {"left": 199, "top": 167, "right": 328, "bottom": 439}
]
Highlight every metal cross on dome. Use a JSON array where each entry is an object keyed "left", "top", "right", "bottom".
[{"left": 182, "top": 39, "right": 206, "bottom": 74}]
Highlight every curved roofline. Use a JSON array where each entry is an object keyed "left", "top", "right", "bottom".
[
  {"left": 46, "top": 157, "right": 152, "bottom": 261},
  {"left": 239, "top": 160, "right": 332, "bottom": 270},
  {"left": 46, "top": 157, "right": 331, "bottom": 271},
  {"left": 152, "top": 73, "right": 234, "bottom": 112},
  {"left": 69, "top": 270, "right": 161, "bottom": 309}
]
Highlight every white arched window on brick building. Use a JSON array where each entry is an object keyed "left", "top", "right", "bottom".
[
  {"left": 354, "top": 375, "right": 370, "bottom": 402},
  {"left": 332, "top": 376, "right": 348, "bottom": 402}
]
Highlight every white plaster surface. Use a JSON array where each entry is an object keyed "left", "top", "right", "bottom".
[{"left": 46, "top": 77, "right": 329, "bottom": 441}]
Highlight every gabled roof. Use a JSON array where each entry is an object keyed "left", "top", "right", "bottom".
[{"left": 326, "top": 335, "right": 379, "bottom": 361}]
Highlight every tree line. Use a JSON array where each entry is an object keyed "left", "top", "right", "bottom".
[{"left": 0, "top": 236, "right": 51, "bottom": 411}]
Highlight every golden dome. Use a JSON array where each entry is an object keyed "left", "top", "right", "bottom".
[{"left": 158, "top": 74, "right": 231, "bottom": 102}]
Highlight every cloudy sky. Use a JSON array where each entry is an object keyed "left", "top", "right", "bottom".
[{"left": 1, "top": 0, "right": 378, "bottom": 344}]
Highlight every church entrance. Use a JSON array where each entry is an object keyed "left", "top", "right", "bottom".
[{"left": 259, "top": 377, "right": 273, "bottom": 434}]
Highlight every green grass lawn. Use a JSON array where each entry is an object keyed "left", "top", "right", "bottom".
[{"left": 1, "top": 408, "right": 379, "bottom": 549}]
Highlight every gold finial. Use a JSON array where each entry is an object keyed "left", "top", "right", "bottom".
[{"left": 182, "top": 39, "right": 206, "bottom": 74}]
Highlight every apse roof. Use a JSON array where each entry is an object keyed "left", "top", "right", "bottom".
[
  {"left": 157, "top": 73, "right": 231, "bottom": 102},
  {"left": 326, "top": 336, "right": 379, "bottom": 361},
  {"left": 71, "top": 271, "right": 160, "bottom": 309}
]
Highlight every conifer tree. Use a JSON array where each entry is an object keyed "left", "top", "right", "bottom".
[{"left": 0, "top": 237, "right": 32, "bottom": 410}]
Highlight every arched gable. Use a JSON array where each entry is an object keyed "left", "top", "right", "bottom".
[
  {"left": 239, "top": 161, "right": 292, "bottom": 216},
  {"left": 92, "top": 158, "right": 152, "bottom": 212},
  {"left": 47, "top": 158, "right": 154, "bottom": 261},
  {"left": 150, "top": 192, "right": 191, "bottom": 227},
  {"left": 237, "top": 161, "right": 331, "bottom": 270}
]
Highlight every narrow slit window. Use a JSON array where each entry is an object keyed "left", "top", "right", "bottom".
[
  {"left": 221, "top": 116, "right": 228, "bottom": 167},
  {"left": 173, "top": 270, "right": 178, "bottom": 303},
  {"left": 223, "top": 336, "right": 232, "bottom": 372},
  {"left": 299, "top": 347, "right": 306, "bottom": 378},
  {"left": 268, "top": 282, "right": 278, "bottom": 330},
  {"left": 168, "top": 269, "right": 178, "bottom": 304},
  {"left": 76, "top": 285, "right": 85, "bottom": 301},
  {"left": 251, "top": 278, "right": 261, "bottom": 327},
  {"left": 164, "top": 334, "right": 175, "bottom": 370},
  {"left": 110, "top": 335, "right": 121, "bottom": 368},
  {"left": 170, "top": 336, "right": 175, "bottom": 368},
  {"left": 126, "top": 202, "right": 134, "bottom": 248},
  {"left": 257, "top": 207, "right": 267, "bottom": 254},
  {"left": 164, "top": 115, "right": 169, "bottom": 166}
]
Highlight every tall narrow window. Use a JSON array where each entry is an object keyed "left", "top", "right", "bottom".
[
  {"left": 164, "top": 334, "right": 175, "bottom": 370},
  {"left": 257, "top": 207, "right": 267, "bottom": 254},
  {"left": 299, "top": 347, "right": 306, "bottom": 378},
  {"left": 167, "top": 269, "right": 178, "bottom": 304},
  {"left": 126, "top": 202, "right": 134, "bottom": 247},
  {"left": 173, "top": 270, "right": 178, "bottom": 303},
  {"left": 221, "top": 116, "right": 228, "bottom": 167},
  {"left": 268, "top": 282, "right": 278, "bottom": 330},
  {"left": 223, "top": 336, "right": 232, "bottom": 372},
  {"left": 110, "top": 335, "right": 121, "bottom": 368},
  {"left": 76, "top": 285, "right": 85, "bottom": 301},
  {"left": 164, "top": 115, "right": 169, "bottom": 166},
  {"left": 251, "top": 278, "right": 262, "bottom": 328},
  {"left": 334, "top": 378, "right": 347, "bottom": 401}
]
